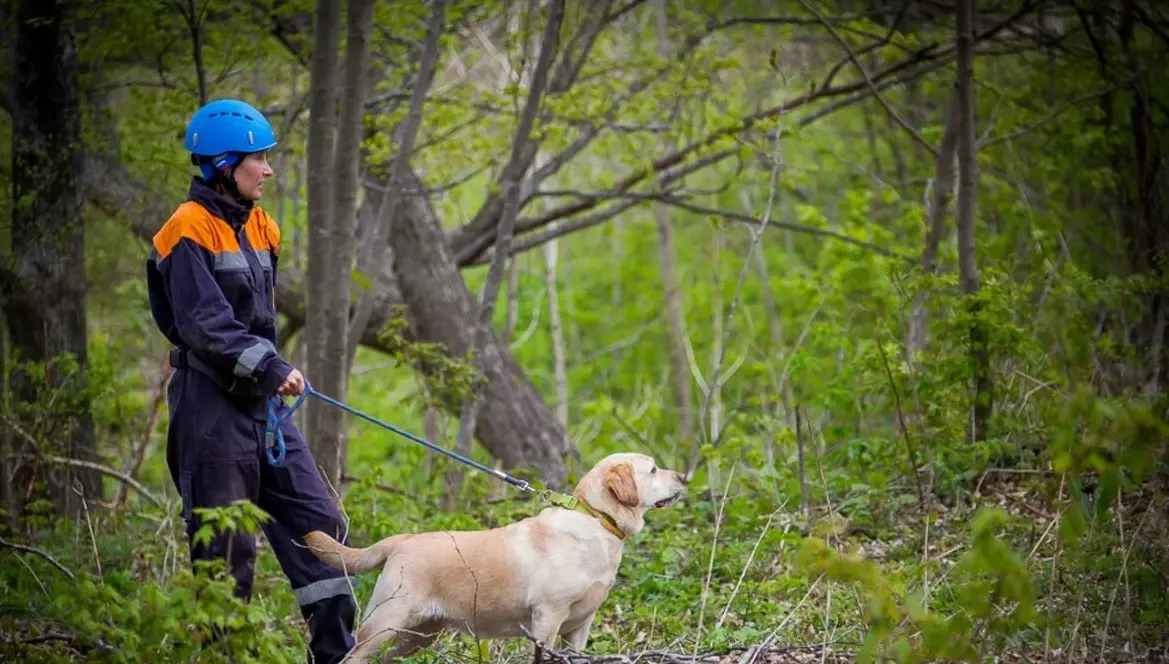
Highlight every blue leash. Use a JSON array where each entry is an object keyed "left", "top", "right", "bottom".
[{"left": 263, "top": 380, "right": 534, "bottom": 493}]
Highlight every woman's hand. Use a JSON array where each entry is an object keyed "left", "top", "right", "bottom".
[{"left": 278, "top": 368, "right": 306, "bottom": 396}]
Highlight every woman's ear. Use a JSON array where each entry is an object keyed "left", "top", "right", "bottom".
[{"left": 604, "top": 461, "right": 640, "bottom": 507}]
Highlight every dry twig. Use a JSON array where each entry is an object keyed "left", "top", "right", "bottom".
[{"left": 0, "top": 536, "right": 76, "bottom": 580}]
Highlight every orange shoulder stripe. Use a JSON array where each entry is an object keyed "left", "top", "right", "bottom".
[
  {"left": 153, "top": 202, "right": 241, "bottom": 260},
  {"left": 245, "top": 207, "right": 281, "bottom": 253}
]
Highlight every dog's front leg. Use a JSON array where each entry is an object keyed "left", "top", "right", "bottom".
[
  {"left": 526, "top": 606, "right": 570, "bottom": 662},
  {"left": 562, "top": 612, "right": 596, "bottom": 653}
]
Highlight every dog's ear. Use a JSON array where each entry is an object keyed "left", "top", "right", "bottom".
[{"left": 604, "top": 461, "right": 640, "bottom": 506}]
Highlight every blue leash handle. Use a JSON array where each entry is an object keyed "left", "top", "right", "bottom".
[
  {"left": 264, "top": 379, "right": 533, "bottom": 492},
  {"left": 264, "top": 387, "right": 309, "bottom": 467}
]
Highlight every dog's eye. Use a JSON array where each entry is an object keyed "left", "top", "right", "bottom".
[{"left": 651, "top": 466, "right": 657, "bottom": 474}]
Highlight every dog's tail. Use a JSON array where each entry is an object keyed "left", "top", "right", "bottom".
[{"left": 304, "top": 530, "right": 398, "bottom": 574}]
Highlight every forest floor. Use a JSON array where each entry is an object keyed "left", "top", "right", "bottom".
[{"left": 1, "top": 468, "right": 1166, "bottom": 663}]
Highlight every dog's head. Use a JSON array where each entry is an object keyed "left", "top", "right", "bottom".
[{"left": 572, "top": 452, "right": 687, "bottom": 538}]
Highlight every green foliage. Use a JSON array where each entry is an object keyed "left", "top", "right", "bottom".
[
  {"left": 795, "top": 507, "right": 1037, "bottom": 664},
  {"left": 375, "top": 305, "right": 480, "bottom": 411},
  {"left": 5, "top": 1, "right": 1169, "bottom": 661}
]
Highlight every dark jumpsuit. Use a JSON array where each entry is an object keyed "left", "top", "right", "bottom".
[{"left": 146, "top": 177, "right": 356, "bottom": 662}]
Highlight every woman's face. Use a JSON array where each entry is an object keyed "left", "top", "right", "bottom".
[{"left": 233, "top": 152, "right": 273, "bottom": 201}]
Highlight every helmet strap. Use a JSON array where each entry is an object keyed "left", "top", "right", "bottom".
[{"left": 193, "top": 155, "right": 247, "bottom": 203}]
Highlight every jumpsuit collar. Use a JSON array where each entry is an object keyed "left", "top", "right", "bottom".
[{"left": 187, "top": 176, "right": 254, "bottom": 229}]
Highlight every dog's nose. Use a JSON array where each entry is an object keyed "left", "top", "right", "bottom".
[{"left": 675, "top": 471, "right": 689, "bottom": 486}]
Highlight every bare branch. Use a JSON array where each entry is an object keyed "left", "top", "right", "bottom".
[
  {"left": 458, "top": 51, "right": 941, "bottom": 265},
  {"left": 41, "top": 455, "right": 165, "bottom": 508},
  {"left": 660, "top": 197, "right": 915, "bottom": 262},
  {"left": 605, "top": 0, "right": 647, "bottom": 23},
  {"left": 0, "top": 537, "right": 75, "bottom": 580},
  {"left": 450, "top": 0, "right": 568, "bottom": 498},
  {"left": 979, "top": 85, "right": 1123, "bottom": 148},
  {"left": 450, "top": 16, "right": 733, "bottom": 257},
  {"left": 347, "top": 0, "right": 446, "bottom": 362},
  {"left": 364, "top": 93, "right": 666, "bottom": 134},
  {"left": 711, "top": 10, "right": 895, "bottom": 31},
  {"left": 453, "top": 4, "right": 1042, "bottom": 264},
  {"left": 798, "top": 0, "right": 938, "bottom": 158},
  {"left": 461, "top": 64, "right": 948, "bottom": 264},
  {"left": 549, "top": 0, "right": 617, "bottom": 93},
  {"left": 470, "top": 198, "right": 640, "bottom": 266},
  {"left": 454, "top": 0, "right": 624, "bottom": 251}
]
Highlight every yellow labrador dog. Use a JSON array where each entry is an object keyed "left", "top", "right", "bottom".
[{"left": 304, "top": 452, "right": 686, "bottom": 662}]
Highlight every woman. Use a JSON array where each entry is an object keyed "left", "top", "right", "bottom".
[{"left": 146, "top": 98, "right": 355, "bottom": 662}]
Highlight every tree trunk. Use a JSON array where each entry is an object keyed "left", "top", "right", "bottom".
[
  {"left": 309, "top": 0, "right": 374, "bottom": 487},
  {"left": 183, "top": 0, "right": 208, "bottom": 106},
  {"left": 448, "top": 0, "right": 567, "bottom": 502},
  {"left": 0, "top": 311, "right": 10, "bottom": 523},
  {"left": 544, "top": 223, "right": 568, "bottom": 429},
  {"left": 504, "top": 257, "right": 519, "bottom": 345},
  {"left": 391, "top": 168, "right": 570, "bottom": 489},
  {"left": 653, "top": 0, "right": 694, "bottom": 450},
  {"left": 754, "top": 248, "right": 794, "bottom": 466},
  {"left": 706, "top": 220, "right": 724, "bottom": 490},
  {"left": 346, "top": 0, "right": 445, "bottom": 365},
  {"left": 1117, "top": 0, "right": 1167, "bottom": 392},
  {"left": 907, "top": 91, "right": 960, "bottom": 367},
  {"left": 292, "top": 153, "right": 303, "bottom": 273},
  {"left": 303, "top": 0, "right": 342, "bottom": 483},
  {"left": 3, "top": 0, "right": 99, "bottom": 518},
  {"left": 955, "top": 0, "right": 992, "bottom": 443}
]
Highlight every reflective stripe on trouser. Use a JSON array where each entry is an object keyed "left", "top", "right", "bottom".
[
  {"left": 295, "top": 577, "right": 353, "bottom": 606},
  {"left": 166, "top": 369, "right": 356, "bottom": 664}
]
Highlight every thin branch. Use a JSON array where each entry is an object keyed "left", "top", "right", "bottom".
[
  {"left": 364, "top": 166, "right": 487, "bottom": 198},
  {"left": 460, "top": 45, "right": 954, "bottom": 265},
  {"left": 693, "top": 118, "right": 784, "bottom": 472},
  {"left": 458, "top": 5, "right": 1047, "bottom": 264},
  {"left": 41, "top": 455, "right": 164, "bottom": 508},
  {"left": 469, "top": 198, "right": 642, "bottom": 266},
  {"left": 0, "top": 537, "right": 76, "bottom": 580},
  {"left": 363, "top": 92, "right": 667, "bottom": 134},
  {"left": 449, "top": 0, "right": 567, "bottom": 501},
  {"left": 461, "top": 58, "right": 942, "bottom": 267},
  {"left": 347, "top": 0, "right": 446, "bottom": 361},
  {"left": 549, "top": 0, "right": 618, "bottom": 93},
  {"left": 798, "top": 0, "right": 938, "bottom": 158},
  {"left": 118, "top": 359, "right": 171, "bottom": 506},
  {"left": 876, "top": 325, "right": 926, "bottom": 509},
  {"left": 979, "top": 85, "right": 1124, "bottom": 148},
  {"left": 455, "top": 0, "right": 630, "bottom": 247},
  {"left": 409, "top": 111, "right": 486, "bottom": 155},
  {"left": 711, "top": 10, "right": 893, "bottom": 30},
  {"left": 451, "top": 16, "right": 738, "bottom": 257},
  {"left": 657, "top": 197, "right": 915, "bottom": 262}
]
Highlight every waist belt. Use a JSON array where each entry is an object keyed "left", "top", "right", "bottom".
[{"left": 169, "top": 348, "right": 266, "bottom": 398}]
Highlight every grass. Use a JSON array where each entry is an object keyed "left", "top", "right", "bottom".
[{"left": 2, "top": 432, "right": 1166, "bottom": 664}]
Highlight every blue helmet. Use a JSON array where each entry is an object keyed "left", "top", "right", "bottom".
[{"left": 184, "top": 99, "right": 277, "bottom": 180}]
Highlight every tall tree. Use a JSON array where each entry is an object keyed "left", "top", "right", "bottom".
[
  {"left": 2, "top": 0, "right": 99, "bottom": 517},
  {"left": 907, "top": 92, "right": 960, "bottom": 367},
  {"left": 346, "top": 0, "right": 447, "bottom": 366},
  {"left": 544, "top": 219, "right": 568, "bottom": 429},
  {"left": 303, "top": 0, "right": 342, "bottom": 479},
  {"left": 653, "top": 0, "right": 694, "bottom": 450},
  {"left": 955, "top": 0, "right": 992, "bottom": 442},
  {"left": 304, "top": 0, "right": 375, "bottom": 486},
  {"left": 448, "top": 0, "right": 567, "bottom": 501}
]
